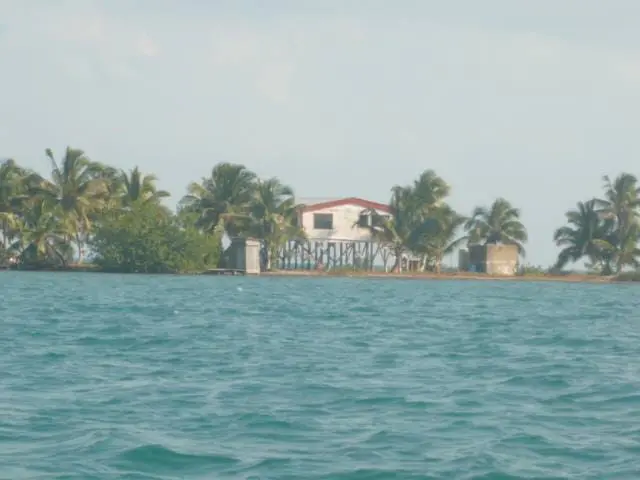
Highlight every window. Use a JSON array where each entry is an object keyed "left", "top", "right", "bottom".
[
  {"left": 358, "top": 212, "right": 372, "bottom": 227},
  {"left": 313, "top": 213, "right": 333, "bottom": 230},
  {"left": 358, "top": 212, "right": 388, "bottom": 227}
]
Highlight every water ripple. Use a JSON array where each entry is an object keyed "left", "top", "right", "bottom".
[{"left": 1, "top": 272, "right": 640, "bottom": 478}]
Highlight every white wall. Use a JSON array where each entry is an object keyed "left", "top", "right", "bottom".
[{"left": 301, "top": 204, "right": 389, "bottom": 241}]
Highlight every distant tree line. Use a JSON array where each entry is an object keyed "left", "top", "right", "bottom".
[
  {"left": 0, "top": 148, "right": 304, "bottom": 273},
  {"left": 6, "top": 146, "right": 632, "bottom": 275}
]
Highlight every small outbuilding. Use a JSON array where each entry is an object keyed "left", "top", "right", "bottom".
[
  {"left": 466, "top": 244, "right": 519, "bottom": 275},
  {"left": 226, "top": 237, "right": 261, "bottom": 274}
]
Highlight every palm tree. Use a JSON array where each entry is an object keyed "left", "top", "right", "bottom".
[
  {"left": 10, "top": 199, "right": 73, "bottom": 267},
  {"left": 608, "top": 222, "right": 640, "bottom": 272},
  {"left": 553, "top": 200, "right": 614, "bottom": 272},
  {"left": 410, "top": 169, "right": 451, "bottom": 213},
  {"left": 357, "top": 172, "right": 452, "bottom": 272},
  {"left": 180, "top": 162, "right": 257, "bottom": 236},
  {"left": 0, "top": 159, "right": 26, "bottom": 251},
  {"left": 37, "top": 147, "right": 109, "bottom": 261},
  {"left": 464, "top": 197, "right": 528, "bottom": 255},
  {"left": 119, "top": 167, "right": 170, "bottom": 207},
  {"left": 91, "top": 164, "right": 124, "bottom": 211},
  {"left": 593, "top": 173, "right": 640, "bottom": 272},
  {"left": 248, "top": 177, "right": 304, "bottom": 270},
  {"left": 413, "top": 205, "right": 467, "bottom": 273},
  {"left": 595, "top": 173, "right": 640, "bottom": 232}
]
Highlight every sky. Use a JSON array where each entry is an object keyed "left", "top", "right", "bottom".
[{"left": 1, "top": 0, "right": 640, "bottom": 267}]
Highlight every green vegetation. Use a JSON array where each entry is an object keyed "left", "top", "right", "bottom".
[
  {"left": 0, "top": 149, "right": 530, "bottom": 273},
  {"left": 6, "top": 147, "right": 639, "bottom": 279},
  {"left": 90, "top": 202, "right": 221, "bottom": 273},
  {"left": 516, "top": 264, "right": 549, "bottom": 276},
  {"left": 0, "top": 150, "right": 305, "bottom": 273},
  {"left": 613, "top": 271, "right": 640, "bottom": 282},
  {"left": 0, "top": 150, "right": 223, "bottom": 273},
  {"left": 554, "top": 173, "right": 640, "bottom": 276},
  {"left": 354, "top": 169, "right": 527, "bottom": 272}
]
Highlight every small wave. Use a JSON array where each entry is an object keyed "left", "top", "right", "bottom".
[
  {"left": 498, "top": 432, "right": 552, "bottom": 448},
  {"left": 233, "top": 456, "right": 293, "bottom": 476},
  {"left": 319, "top": 468, "right": 436, "bottom": 479},
  {"left": 353, "top": 395, "right": 406, "bottom": 406},
  {"left": 466, "top": 472, "right": 526, "bottom": 480},
  {"left": 499, "top": 374, "right": 570, "bottom": 389},
  {"left": 237, "top": 413, "right": 299, "bottom": 430},
  {"left": 115, "top": 444, "right": 238, "bottom": 473}
]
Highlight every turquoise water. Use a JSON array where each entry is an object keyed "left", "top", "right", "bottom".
[{"left": 1, "top": 273, "right": 640, "bottom": 479}]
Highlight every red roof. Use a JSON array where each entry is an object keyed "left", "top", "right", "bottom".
[{"left": 301, "top": 197, "right": 391, "bottom": 213}]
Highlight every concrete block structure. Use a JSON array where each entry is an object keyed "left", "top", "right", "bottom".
[
  {"left": 468, "top": 244, "right": 519, "bottom": 275},
  {"left": 229, "top": 237, "right": 261, "bottom": 274}
]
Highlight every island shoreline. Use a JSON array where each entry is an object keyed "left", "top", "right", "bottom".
[
  {"left": 3, "top": 264, "right": 633, "bottom": 283},
  {"left": 260, "top": 270, "right": 619, "bottom": 284}
]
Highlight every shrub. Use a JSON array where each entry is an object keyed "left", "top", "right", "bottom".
[
  {"left": 89, "top": 202, "right": 221, "bottom": 273},
  {"left": 517, "top": 264, "right": 549, "bottom": 276},
  {"left": 614, "top": 271, "right": 640, "bottom": 282}
]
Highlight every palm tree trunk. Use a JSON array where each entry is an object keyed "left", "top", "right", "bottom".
[
  {"left": 75, "top": 233, "right": 85, "bottom": 263},
  {"left": 602, "top": 258, "right": 613, "bottom": 275},
  {"left": 614, "top": 255, "right": 624, "bottom": 274},
  {"left": 77, "top": 242, "right": 84, "bottom": 263},
  {"left": 263, "top": 240, "right": 274, "bottom": 271},
  {"left": 270, "top": 244, "right": 281, "bottom": 271},
  {"left": 50, "top": 244, "right": 68, "bottom": 267},
  {"left": 392, "top": 247, "right": 403, "bottom": 273}
]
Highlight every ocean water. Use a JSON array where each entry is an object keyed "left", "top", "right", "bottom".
[{"left": 1, "top": 273, "right": 640, "bottom": 479}]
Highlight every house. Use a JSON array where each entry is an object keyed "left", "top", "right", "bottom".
[
  {"left": 298, "top": 197, "right": 391, "bottom": 242},
  {"left": 275, "top": 197, "right": 392, "bottom": 270}
]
